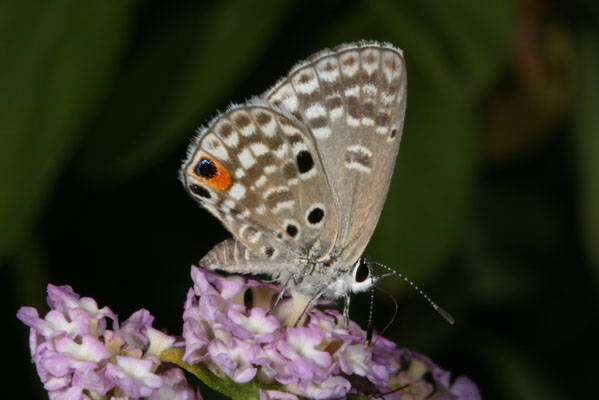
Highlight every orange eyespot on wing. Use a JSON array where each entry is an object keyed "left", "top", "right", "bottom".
[{"left": 193, "top": 156, "right": 231, "bottom": 190}]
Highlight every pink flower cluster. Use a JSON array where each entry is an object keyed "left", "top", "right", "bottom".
[
  {"left": 18, "top": 268, "right": 481, "bottom": 400},
  {"left": 17, "top": 285, "right": 199, "bottom": 400},
  {"left": 182, "top": 266, "right": 480, "bottom": 400}
]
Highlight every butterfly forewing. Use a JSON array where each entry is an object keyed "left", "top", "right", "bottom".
[
  {"left": 263, "top": 42, "right": 407, "bottom": 266},
  {"left": 181, "top": 103, "right": 340, "bottom": 269}
]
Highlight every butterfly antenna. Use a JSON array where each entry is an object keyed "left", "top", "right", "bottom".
[
  {"left": 372, "top": 261, "right": 455, "bottom": 325},
  {"left": 365, "top": 286, "right": 376, "bottom": 347},
  {"left": 365, "top": 284, "right": 398, "bottom": 354}
]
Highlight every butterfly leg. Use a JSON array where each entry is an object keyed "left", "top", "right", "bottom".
[
  {"left": 268, "top": 274, "right": 295, "bottom": 315},
  {"left": 293, "top": 286, "right": 328, "bottom": 327}
]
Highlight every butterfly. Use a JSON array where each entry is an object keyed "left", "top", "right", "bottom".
[{"left": 180, "top": 41, "right": 406, "bottom": 323}]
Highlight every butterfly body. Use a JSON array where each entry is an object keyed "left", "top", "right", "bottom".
[{"left": 181, "top": 41, "right": 406, "bottom": 301}]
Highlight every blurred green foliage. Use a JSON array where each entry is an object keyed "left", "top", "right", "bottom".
[
  {"left": 2, "top": 1, "right": 596, "bottom": 399},
  {"left": 0, "top": 0, "right": 138, "bottom": 265}
]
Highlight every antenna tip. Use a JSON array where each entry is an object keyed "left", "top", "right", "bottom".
[{"left": 435, "top": 306, "right": 455, "bottom": 325}]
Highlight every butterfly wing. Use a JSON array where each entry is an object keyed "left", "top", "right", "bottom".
[
  {"left": 181, "top": 103, "right": 340, "bottom": 272},
  {"left": 262, "top": 42, "right": 407, "bottom": 266}
]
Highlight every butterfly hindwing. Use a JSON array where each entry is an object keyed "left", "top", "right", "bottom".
[{"left": 181, "top": 103, "right": 340, "bottom": 271}]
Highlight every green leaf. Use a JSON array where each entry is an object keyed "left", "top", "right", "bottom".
[
  {"left": 75, "top": 0, "right": 297, "bottom": 183},
  {"left": 161, "top": 348, "right": 259, "bottom": 399},
  {"left": 160, "top": 348, "right": 291, "bottom": 400},
  {"left": 0, "top": 0, "right": 138, "bottom": 263}
]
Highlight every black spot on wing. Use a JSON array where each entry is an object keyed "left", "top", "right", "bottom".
[
  {"left": 190, "top": 184, "right": 211, "bottom": 199},
  {"left": 307, "top": 207, "right": 324, "bottom": 224},
  {"left": 296, "top": 151, "right": 314, "bottom": 174}
]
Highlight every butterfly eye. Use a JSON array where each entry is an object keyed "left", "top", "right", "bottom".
[{"left": 354, "top": 256, "right": 370, "bottom": 283}]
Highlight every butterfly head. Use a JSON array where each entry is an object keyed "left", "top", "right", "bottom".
[{"left": 350, "top": 255, "right": 380, "bottom": 294}]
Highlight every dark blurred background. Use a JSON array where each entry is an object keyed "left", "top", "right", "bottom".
[{"left": 2, "top": 1, "right": 597, "bottom": 399}]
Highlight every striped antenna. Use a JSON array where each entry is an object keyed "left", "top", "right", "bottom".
[
  {"left": 371, "top": 261, "right": 455, "bottom": 325},
  {"left": 365, "top": 286, "right": 375, "bottom": 347}
]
